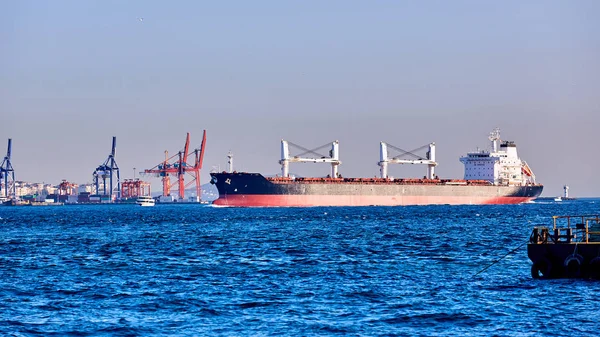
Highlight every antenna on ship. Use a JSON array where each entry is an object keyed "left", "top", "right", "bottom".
[
  {"left": 280, "top": 140, "right": 341, "bottom": 178},
  {"left": 0, "top": 138, "right": 16, "bottom": 200},
  {"left": 378, "top": 142, "right": 437, "bottom": 179},
  {"left": 489, "top": 128, "right": 501, "bottom": 153}
]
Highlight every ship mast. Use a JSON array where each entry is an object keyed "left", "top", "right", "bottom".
[{"left": 489, "top": 127, "right": 501, "bottom": 153}]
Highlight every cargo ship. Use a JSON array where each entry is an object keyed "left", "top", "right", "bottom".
[{"left": 210, "top": 129, "right": 543, "bottom": 207}]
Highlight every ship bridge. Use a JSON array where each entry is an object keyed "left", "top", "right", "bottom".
[{"left": 459, "top": 128, "right": 536, "bottom": 185}]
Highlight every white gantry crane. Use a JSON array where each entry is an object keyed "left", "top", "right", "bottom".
[
  {"left": 280, "top": 140, "right": 341, "bottom": 178},
  {"left": 378, "top": 142, "right": 437, "bottom": 179}
]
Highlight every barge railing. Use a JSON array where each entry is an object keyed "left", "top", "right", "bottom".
[{"left": 532, "top": 215, "right": 600, "bottom": 244}]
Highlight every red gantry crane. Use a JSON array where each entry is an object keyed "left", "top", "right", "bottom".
[
  {"left": 142, "top": 131, "right": 206, "bottom": 201},
  {"left": 121, "top": 179, "right": 151, "bottom": 199},
  {"left": 57, "top": 179, "right": 78, "bottom": 203}
]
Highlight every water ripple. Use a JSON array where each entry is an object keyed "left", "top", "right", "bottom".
[{"left": 1, "top": 201, "right": 599, "bottom": 335}]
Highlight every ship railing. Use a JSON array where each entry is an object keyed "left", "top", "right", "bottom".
[
  {"left": 267, "top": 176, "right": 497, "bottom": 186},
  {"left": 529, "top": 226, "right": 581, "bottom": 244},
  {"left": 267, "top": 177, "right": 475, "bottom": 185}
]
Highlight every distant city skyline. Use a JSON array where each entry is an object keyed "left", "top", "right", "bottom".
[{"left": 2, "top": 1, "right": 599, "bottom": 197}]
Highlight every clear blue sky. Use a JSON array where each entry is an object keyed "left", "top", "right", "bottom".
[{"left": 2, "top": 1, "right": 599, "bottom": 196}]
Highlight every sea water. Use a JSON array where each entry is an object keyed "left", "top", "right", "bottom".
[{"left": 1, "top": 200, "right": 599, "bottom": 336}]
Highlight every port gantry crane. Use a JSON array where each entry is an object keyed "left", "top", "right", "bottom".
[
  {"left": 93, "top": 136, "right": 120, "bottom": 201},
  {"left": 0, "top": 138, "right": 16, "bottom": 199},
  {"left": 142, "top": 131, "right": 207, "bottom": 201},
  {"left": 58, "top": 180, "right": 78, "bottom": 197}
]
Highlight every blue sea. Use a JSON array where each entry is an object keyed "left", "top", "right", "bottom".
[{"left": 1, "top": 199, "right": 599, "bottom": 336}]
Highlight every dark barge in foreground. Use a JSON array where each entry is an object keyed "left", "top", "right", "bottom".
[{"left": 528, "top": 215, "right": 600, "bottom": 279}]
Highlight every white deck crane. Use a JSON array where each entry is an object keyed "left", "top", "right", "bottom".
[
  {"left": 280, "top": 140, "right": 341, "bottom": 178},
  {"left": 378, "top": 142, "right": 437, "bottom": 179}
]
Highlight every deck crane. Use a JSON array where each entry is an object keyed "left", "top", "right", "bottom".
[
  {"left": 0, "top": 139, "right": 16, "bottom": 199},
  {"left": 279, "top": 140, "right": 341, "bottom": 178},
  {"left": 378, "top": 142, "right": 437, "bottom": 179},
  {"left": 93, "top": 136, "right": 120, "bottom": 201},
  {"left": 142, "top": 131, "right": 207, "bottom": 201}
]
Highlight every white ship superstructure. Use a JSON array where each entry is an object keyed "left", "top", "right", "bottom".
[
  {"left": 136, "top": 196, "right": 155, "bottom": 207},
  {"left": 459, "top": 128, "right": 536, "bottom": 186}
]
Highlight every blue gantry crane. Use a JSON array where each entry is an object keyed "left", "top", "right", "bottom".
[
  {"left": 93, "top": 136, "right": 120, "bottom": 201},
  {"left": 0, "top": 139, "right": 16, "bottom": 200}
]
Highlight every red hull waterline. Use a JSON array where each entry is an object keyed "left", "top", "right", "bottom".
[{"left": 212, "top": 195, "right": 535, "bottom": 207}]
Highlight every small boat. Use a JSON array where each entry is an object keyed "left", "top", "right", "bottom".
[
  {"left": 528, "top": 215, "right": 600, "bottom": 279},
  {"left": 136, "top": 196, "right": 155, "bottom": 207},
  {"left": 554, "top": 196, "right": 562, "bottom": 202}
]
